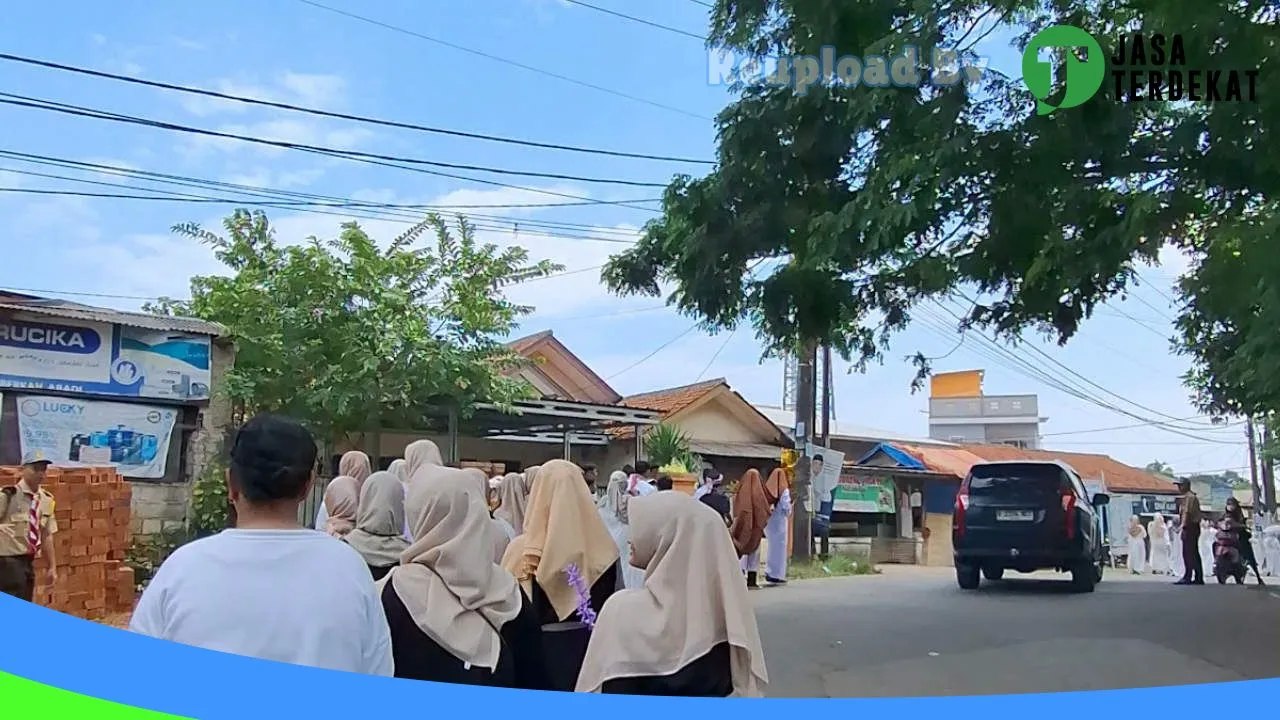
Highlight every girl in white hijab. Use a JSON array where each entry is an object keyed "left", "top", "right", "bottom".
[
  {"left": 576, "top": 491, "right": 768, "bottom": 696},
  {"left": 344, "top": 471, "right": 411, "bottom": 581},
  {"left": 598, "top": 471, "right": 644, "bottom": 589},
  {"left": 494, "top": 472, "right": 528, "bottom": 536},
  {"left": 1169, "top": 519, "right": 1185, "bottom": 579},
  {"left": 377, "top": 465, "right": 550, "bottom": 689},
  {"left": 461, "top": 467, "right": 516, "bottom": 564},
  {"left": 1126, "top": 516, "right": 1147, "bottom": 574},
  {"left": 1147, "top": 513, "right": 1171, "bottom": 575},
  {"left": 321, "top": 476, "right": 359, "bottom": 538},
  {"left": 1198, "top": 519, "right": 1217, "bottom": 576},
  {"left": 1262, "top": 525, "right": 1280, "bottom": 577},
  {"left": 313, "top": 450, "right": 374, "bottom": 530}
]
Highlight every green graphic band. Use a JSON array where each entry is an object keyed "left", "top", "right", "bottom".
[{"left": 1, "top": 671, "right": 190, "bottom": 719}]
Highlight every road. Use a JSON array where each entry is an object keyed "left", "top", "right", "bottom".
[{"left": 753, "top": 565, "right": 1280, "bottom": 697}]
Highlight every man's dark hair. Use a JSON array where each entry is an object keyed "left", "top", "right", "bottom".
[
  {"left": 622, "top": 464, "right": 634, "bottom": 475},
  {"left": 813, "top": 454, "right": 824, "bottom": 464},
  {"left": 228, "top": 414, "right": 317, "bottom": 503},
  {"left": 703, "top": 467, "right": 719, "bottom": 480},
  {"left": 634, "top": 461, "right": 651, "bottom": 475},
  {"left": 581, "top": 463, "right": 597, "bottom": 474},
  {"left": 656, "top": 475, "right": 674, "bottom": 491}
]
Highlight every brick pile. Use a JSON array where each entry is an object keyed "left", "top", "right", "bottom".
[{"left": 0, "top": 466, "right": 135, "bottom": 620}]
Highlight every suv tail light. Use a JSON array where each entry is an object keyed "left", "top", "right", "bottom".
[
  {"left": 954, "top": 489, "right": 970, "bottom": 536},
  {"left": 1062, "top": 493, "right": 1077, "bottom": 539}
]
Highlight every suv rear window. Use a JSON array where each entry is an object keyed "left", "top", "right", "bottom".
[{"left": 966, "top": 464, "right": 1068, "bottom": 500}]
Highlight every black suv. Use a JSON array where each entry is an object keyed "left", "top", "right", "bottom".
[{"left": 952, "top": 460, "right": 1110, "bottom": 592}]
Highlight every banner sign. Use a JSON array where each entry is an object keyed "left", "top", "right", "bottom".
[
  {"left": 17, "top": 395, "right": 177, "bottom": 479},
  {"left": 1133, "top": 494, "right": 1179, "bottom": 516},
  {"left": 833, "top": 474, "right": 898, "bottom": 514},
  {"left": 0, "top": 312, "right": 212, "bottom": 401},
  {"left": 805, "top": 443, "right": 845, "bottom": 503}
]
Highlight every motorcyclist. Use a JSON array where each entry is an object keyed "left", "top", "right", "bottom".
[{"left": 1220, "top": 497, "right": 1265, "bottom": 587}]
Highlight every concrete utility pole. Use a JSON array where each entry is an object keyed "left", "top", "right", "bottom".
[
  {"left": 1247, "top": 417, "right": 1261, "bottom": 515},
  {"left": 1262, "top": 419, "right": 1277, "bottom": 515},
  {"left": 791, "top": 340, "right": 818, "bottom": 562}
]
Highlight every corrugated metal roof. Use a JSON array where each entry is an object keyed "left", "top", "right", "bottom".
[
  {"left": 0, "top": 299, "right": 225, "bottom": 337},
  {"left": 689, "top": 440, "right": 785, "bottom": 460}
]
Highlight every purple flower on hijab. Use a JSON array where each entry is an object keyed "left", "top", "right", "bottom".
[{"left": 564, "top": 563, "right": 596, "bottom": 630}]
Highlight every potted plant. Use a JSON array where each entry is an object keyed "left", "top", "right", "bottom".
[{"left": 644, "top": 422, "right": 702, "bottom": 494}]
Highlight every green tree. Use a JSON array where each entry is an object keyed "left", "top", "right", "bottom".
[
  {"left": 1145, "top": 461, "right": 1175, "bottom": 478},
  {"left": 148, "top": 210, "right": 560, "bottom": 439}
]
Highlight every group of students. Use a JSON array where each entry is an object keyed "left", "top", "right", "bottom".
[
  {"left": 1123, "top": 496, "right": 1280, "bottom": 585},
  {"left": 128, "top": 414, "right": 768, "bottom": 696}
]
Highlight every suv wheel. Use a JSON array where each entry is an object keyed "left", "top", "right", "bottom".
[
  {"left": 957, "top": 563, "right": 981, "bottom": 590},
  {"left": 982, "top": 566, "right": 1004, "bottom": 581},
  {"left": 1071, "top": 560, "right": 1097, "bottom": 593}
]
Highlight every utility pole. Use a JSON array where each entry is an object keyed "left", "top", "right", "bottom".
[
  {"left": 1247, "top": 417, "right": 1261, "bottom": 517},
  {"left": 818, "top": 345, "right": 833, "bottom": 558},
  {"left": 1262, "top": 418, "right": 1277, "bottom": 516},
  {"left": 791, "top": 340, "right": 818, "bottom": 562}
]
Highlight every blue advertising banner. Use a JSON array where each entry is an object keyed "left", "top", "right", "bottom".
[
  {"left": 0, "top": 313, "right": 211, "bottom": 401},
  {"left": 16, "top": 395, "right": 177, "bottom": 479}
]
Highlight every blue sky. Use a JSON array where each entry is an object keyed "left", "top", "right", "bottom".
[{"left": 0, "top": 0, "right": 1249, "bottom": 474}]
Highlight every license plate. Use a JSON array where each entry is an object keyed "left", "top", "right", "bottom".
[{"left": 997, "top": 510, "right": 1034, "bottom": 521}]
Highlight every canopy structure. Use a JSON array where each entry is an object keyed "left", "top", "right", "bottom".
[{"left": 385, "top": 397, "right": 662, "bottom": 462}]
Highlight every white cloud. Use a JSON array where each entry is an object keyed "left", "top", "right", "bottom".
[
  {"left": 221, "top": 167, "right": 325, "bottom": 189},
  {"left": 180, "top": 118, "right": 372, "bottom": 158}
]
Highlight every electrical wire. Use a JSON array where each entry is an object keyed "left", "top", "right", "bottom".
[
  {"left": 293, "top": 0, "right": 712, "bottom": 121},
  {"left": 0, "top": 53, "right": 713, "bottom": 165},
  {"left": 562, "top": 0, "right": 708, "bottom": 41},
  {"left": 0, "top": 149, "right": 660, "bottom": 216}
]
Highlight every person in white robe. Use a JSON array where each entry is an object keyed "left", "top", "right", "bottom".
[
  {"left": 1126, "top": 516, "right": 1147, "bottom": 574},
  {"left": 1262, "top": 525, "right": 1280, "bottom": 577},
  {"left": 1169, "top": 519, "right": 1185, "bottom": 579},
  {"left": 1198, "top": 519, "right": 1217, "bottom": 575},
  {"left": 1147, "top": 513, "right": 1171, "bottom": 575},
  {"left": 597, "top": 471, "right": 644, "bottom": 589},
  {"left": 762, "top": 468, "right": 792, "bottom": 585}
]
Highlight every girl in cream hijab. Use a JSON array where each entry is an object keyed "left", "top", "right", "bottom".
[
  {"left": 522, "top": 465, "right": 541, "bottom": 494},
  {"left": 1148, "top": 512, "right": 1172, "bottom": 575},
  {"left": 577, "top": 491, "right": 768, "bottom": 697},
  {"left": 501, "top": 459, "right": 621, "bottom": 691},
  {"left": 377, "top": 465, "right": 550, "bottom": 689},
  {"left": 313, "top": 450, "right": 374, "bottom": 530},
  {"left": 461, "top": 467, "right": 516, "bottom": 564},
  {"left": 403, "top": 439, "right": 444, "bottom": 483},
  {"left": 344, "top": 471, "right": 410, "bottom": 580},
  {"left": 494, "top": 472, "right": 529, "bottom": 535},
  {"left": 598, "top": 471, "right": 644, "bottom": 589},
  {"left": 321, "top": 476, "right": 359, "bottom": 539}
]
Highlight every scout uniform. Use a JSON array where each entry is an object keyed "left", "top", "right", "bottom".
[{"left": 0, "top": 451, "right": 58, "bottom": 602}]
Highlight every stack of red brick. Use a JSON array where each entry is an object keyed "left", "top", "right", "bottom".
[{"left": 0, "top": 466, "right": 135, "bottom": 620}]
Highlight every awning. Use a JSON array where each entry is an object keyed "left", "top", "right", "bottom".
[{"left": 690, "top": 440, "right": 784, "bottom": 460}]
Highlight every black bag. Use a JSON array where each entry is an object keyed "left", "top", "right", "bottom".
[{"left": 536, "top": 562, "right": 625, "bottom": 692}]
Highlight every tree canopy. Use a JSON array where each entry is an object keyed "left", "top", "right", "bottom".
[
  {"left": 603, "top": 0, "right": 1276, "bottom": 415},
  {"left": 148, "top": 210, "right": 561, "bottom": 438}
]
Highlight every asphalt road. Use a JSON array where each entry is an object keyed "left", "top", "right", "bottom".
[{"left": 753, "top": 565, "right": 1280, "bottom": 698}]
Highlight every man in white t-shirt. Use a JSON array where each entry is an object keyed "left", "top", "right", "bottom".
[{"left": 130, "top": 414, "right": 393, "bottom": 676}]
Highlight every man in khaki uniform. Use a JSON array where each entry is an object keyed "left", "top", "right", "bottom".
[
  {"left": 0, "top": 450, "right": 59, "bottom": 601},
  {"left": 1174, "top": 478, "right": 1204, "bottom": 585}
]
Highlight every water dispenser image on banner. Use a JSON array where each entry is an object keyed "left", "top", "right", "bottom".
[{"left": 16, "top": 395, "right": 177, "bottom": 479}]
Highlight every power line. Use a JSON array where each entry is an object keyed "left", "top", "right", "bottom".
[
  {"left": 0, "top": 92, "right": 670, "bottom": 185},
  {"left": 0, "top": 150, "right": 660, "bottom": 216},
  {"left": 695, "top": 327, "right": 737, "bottom": 381},
  {"left": 0, "top": 94, "right": 665, "bottom": 212},
  {"left": 0, "top": 53, "right": 713, "bottom": 166},
  {"left": 293, "top": 0, "right": 712, "bottom": 121},
  {"left": 562, "top": 0, "right": 707, "bottom": 41},
  {"left": 606, "top": 324, "right": 702, "bottom": 381}
]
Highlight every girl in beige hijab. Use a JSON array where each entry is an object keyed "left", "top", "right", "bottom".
[
  {"left": 461, "top": 468, "right": 516, "bottom": 564},
  {"left": 494, "top": 472, "right": 529, "bottom": 535},
  {"left": 576, "top": 491, "right": 768, "bottom": 697},
  {"left": 322, "top": 476, "right": 359, "bottom": 538},
  {"left": 388, "top": 459, "right": 409, "bottom": 486},
  {"left": 404, "top": 439, "right": 444, "bottom": 483},
  {"left": 377, "top": 465, "right": 551, "bottom": 689},
  {"left": 345, "top": 471, "right": 411, "bottom": 580},
  {"left": 500, "top": 459, "right": 621, "bottom": 691},
  {"left": 313, "top": 449, "right": 374, "bottom": 530},
  {"left": 522, "top": 465, "right": 541, "bottom": 494}
]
